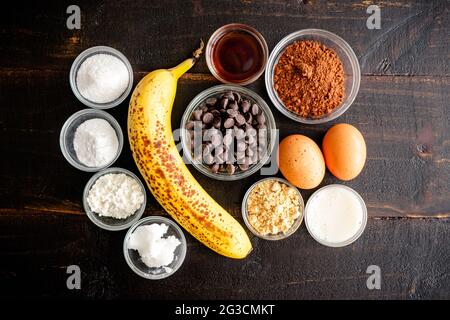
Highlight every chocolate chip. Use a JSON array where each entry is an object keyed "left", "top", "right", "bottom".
[
  {"left": 241, "top": 100, "right": 251, "bottom": 113},
  {"left": 223, "top": 91, "right": 235, "bottom": 101},
  {"left": 238, "top": 163, "right": 249, "bottom": 171},
  {"left": 234, "top": 128, "right": 245, "bottom": 140},
  {"left": 213, "top": 117, "right": 221, "bottom": 129},
  {"left": 251, "top": 103, "right": 260, "bottom": 115},
  {"left": 202, "top": 112, "right": 214, "bottom": 124},
  {"left": 245, "top": 113, "right": 252, "bottom": 124},
  {"left": 210, "top": 163, "right": 220, "bottom": 173},
  {"left": 256, "top": 113, "right": 266, "bottom": 124},
  {"left": 186, "top": 121, "right": 194, "bottom": 130},
  {"left": 246, "top": 127, "right": 257, "bottom": 136},
  {"left": 235, "top": 114, "right": 246, "bottom": 126},
  {"left": 211, "top": 133, "right": 222, "bottom": 147},
  {"left": 203, "top": 153, "right": 214, "bottom": 165},
  {"left": 224, "top": 118, "right": 235, "bottom": 129},
  {"left": 193, "top": 109, "right": 203, "bottom": 121},
  {"left": 228, "top": 102, "right": 239, "bottom": 111},
  {"left": 227, "top": 109, "right": 239, "bottom": 118},
  {"left": 211, "top": 109, "right": 220, "bottom": 117},
  {"left": 246, "top": 135, "right": 256, "bottom": 145},
  {"left": 219, "top": 98, "right": 229, "bottom": 109},
  {"left": 223, "top": 133, "right": 233, "bottom": 146},
  {"left": 206, "top": 97, "right": 217, "bottom": 106},
  {"left": 226, "top": 164, "right": 235, "bottom": 175},
  {"left": 237, "top": 141, "right": 246, "bottom": 152}
]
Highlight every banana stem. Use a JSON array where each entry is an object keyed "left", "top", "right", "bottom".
[{"left": 170, "top": 39, "right": 204, "bottom": 80}]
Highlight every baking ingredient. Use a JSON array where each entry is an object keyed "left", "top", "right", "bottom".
[
  {"left": 246, "top": 179, "right": 301, "bottom": 236},
  {"left": 73, "top": 118, "right": 119, "bottom": 167},
  {"left": 278, "top": 134, "right": 325, "bottom": 189},
  {"left": 212, "top": 29, "right": 265, "bottom": 83},
  {"left": 306, "top": 185, "right": 366, "bottom": 245},
  {"left": 273, "top": 40, "right": 344, "bottom": 118},
  {"left": 87, "top": 173, "right": 144, "bottom": 219},
  {"left": 76, "top": 53, "right": 129, "bottom": 103},
  {"left": 322, "top": 123, "right": 366, "bottom": 181},
  {"left": 128, "top": 223, "right": 181, "bottom": 268},
  {"left": 128, "top": 41, "right": 252, "bottom": 259},
  {"left": 186, "top": 90, "right": 268, "bottom": 175}
]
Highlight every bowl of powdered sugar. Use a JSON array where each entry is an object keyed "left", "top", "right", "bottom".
[
  {"left": 83, "top": 167, "right": 147, "bottom": 231},
  {"left": 70, "top": 46, "right": 133, "bottom": 109},
  {"left": 59, "top": 108, "right": 124, "bottom": 172}
]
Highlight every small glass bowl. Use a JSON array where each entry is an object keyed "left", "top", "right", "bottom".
[
  {"left": 304, "top": 184, "right": 367, "bottom": 247},
  {"left": 82, "top": 167, "right": 147, "bottom": 231},
  {"left": 59, "top": 109, "right": 124, "bottom": 172},
  {"left": 123, "top": 216, "right": 187, "bottom": 280},
  {"left": 265, "top": 29, "right": 361, "bottom": 124},
  {"left": 69, "top": 46, "right": 134, "bottom": 109},
  {"left": 180, "top": 84, "right": 277, "bottom": 181},
  {"left": 206, "top": 23, "right": 269, "bottom": 85},
  {"left": 242, "top": 177, "right": 304, "bottom": 240}
]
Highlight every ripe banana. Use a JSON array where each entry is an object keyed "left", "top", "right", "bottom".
[{"left": 128, "top": 42, "right": 252, "bottom": 259}]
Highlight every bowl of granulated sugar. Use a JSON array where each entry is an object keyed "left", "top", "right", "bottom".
[{"left": 70, "top": 46, "right": 134, "bottom": 109}]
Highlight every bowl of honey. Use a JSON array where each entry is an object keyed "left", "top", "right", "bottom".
[{"left": 206, "top": 24, "right": 269, "bottom": 86}]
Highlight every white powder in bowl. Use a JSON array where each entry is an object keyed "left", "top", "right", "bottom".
[
  {"left": 74, "top": 118, "right": 119, "bottom": 167},
  {"left": 87, "top": 173, "right": 144, "bottom": 219},
  {"left": 76, "top": 53, "right": 129, "bottom": 104},
  {"left": 128, "top": 223, "right": 181, "bottom": 268}
]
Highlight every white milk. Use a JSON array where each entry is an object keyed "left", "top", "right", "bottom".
[{"left": 306, "top": 185, "right": 365, "bottom": 245}]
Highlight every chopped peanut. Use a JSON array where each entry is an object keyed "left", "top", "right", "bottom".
[{"left": 246, "top": 180, "right": 301, "bottom": 236}]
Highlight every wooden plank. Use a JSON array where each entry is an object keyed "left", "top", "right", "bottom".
[
  {"left": 0, "top": 0, "right": 448, "bottom": 76},
  {"left": 0, "top": 213, "right": 448, "bottom": 299},
  {"left": 1, "top": 70, "right": 449, "bottom": 218}
]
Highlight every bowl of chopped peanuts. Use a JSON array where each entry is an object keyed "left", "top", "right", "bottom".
[{"left": 242, "top": 177, "right": 304, "bottom": 240}]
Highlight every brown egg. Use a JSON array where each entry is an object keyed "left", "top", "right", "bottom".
[
  {"left": 278, "top": 135, "right": 325, "bottom": 189},
  {"left": 322, "top": 123, "right": 366, "bottom": 181}
]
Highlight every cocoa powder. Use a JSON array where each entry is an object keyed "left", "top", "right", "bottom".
[{"left": 273, "top": 40, "right": 344, "bottom": 118}]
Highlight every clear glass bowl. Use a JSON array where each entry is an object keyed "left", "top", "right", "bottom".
[
  {"left": 304, "top": 184, "right": 367, "bottom": 247},
  {"left": 59, "top": 108, "right": 124, "bottom": 172},
  {"left": 69, "top": 46, "right": 134, "bottom": 109},
  {"left": 206, "top": 23, "right": 269, "bottom": 85},
  {"left": 265, "top": 29, "right": 361, "bottom": 124},
  {"left": 82, "top": 167, "right": 147, "bottom": 231},
  {"left": 242, "top": 177, "right": 304, "bottom": 240},
  {"left": 180, "top": 84, "right": 277, "bottom": 181},
  {"left": 123, "top": 216, "right": 187, "bottom": 280}
]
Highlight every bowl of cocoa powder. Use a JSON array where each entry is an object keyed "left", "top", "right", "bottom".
[{"left": 265, "top": 29, "right": 360, "bottom": 124}]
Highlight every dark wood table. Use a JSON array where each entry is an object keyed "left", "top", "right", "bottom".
[{"left": 1, "top": 0, "right": 449, "bottom": 299}]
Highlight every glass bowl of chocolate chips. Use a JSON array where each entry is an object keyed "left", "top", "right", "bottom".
[{"left": 181, "top": 84, "right": 276, "bottom": 181}]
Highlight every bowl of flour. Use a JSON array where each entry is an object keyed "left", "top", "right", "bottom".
[
  {"left": 70, "top": 46, "right": 134, "bottom": 109},
  {"left": 83, "top": 167, "right": 147, "bottom": 231}
]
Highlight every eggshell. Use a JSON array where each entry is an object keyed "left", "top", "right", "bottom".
[
  {"left": 322, "top": 123, "right": 366, "bottom": 181},
  {"left": 278, "top": 135, "right": 325, "bottom": 189}
]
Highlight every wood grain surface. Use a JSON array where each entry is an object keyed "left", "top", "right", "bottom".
[{"left": 0, "top": 0, "right": 449, "bottom": 299}]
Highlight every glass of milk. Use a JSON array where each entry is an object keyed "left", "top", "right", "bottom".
[{"left": 305, "top": 184, "right": 367, "bottom": 247}]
